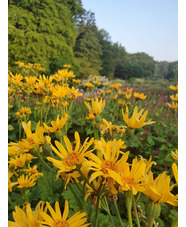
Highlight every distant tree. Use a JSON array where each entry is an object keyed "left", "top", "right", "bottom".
[
  {"left": 129, "top": 52, "right": 156, "bottom": 79},
  {"left": 96, "top": 29, "right": 114, "bottom": 79},
  {"left": 74, "top": 11, "right": 102, "bottom": 78},
  {"left": 166, "top": 61, "right": 178, "bottom": 80},
  {"left": 8, "top": 0, "right": 83, "bottom": 74},
  {"left": 156, "top": 61, "right": 169, "bottom": 79}
]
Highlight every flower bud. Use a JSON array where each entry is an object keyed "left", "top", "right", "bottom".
[{"left": 145, "top": 199, "right": 161, "bottom": 219}]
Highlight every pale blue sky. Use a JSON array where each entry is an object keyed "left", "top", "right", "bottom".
[{"left": 81, "top": 0, "right": 178, "bottom": 62}]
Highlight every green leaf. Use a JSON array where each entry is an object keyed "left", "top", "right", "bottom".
[
  {"left": 8, "top": 124, "right": 14, "bottom": 131},
  {"left": 147, "top": 135, "right": 155, "bottom": 146}
]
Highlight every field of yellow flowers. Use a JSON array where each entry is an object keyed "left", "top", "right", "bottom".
[{"left": 8, "top": 62, "right": 178, "bottom": 227}]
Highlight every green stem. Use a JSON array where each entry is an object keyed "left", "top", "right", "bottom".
[
  {"left": 76, "top": 165, "right": 97, "bottom": 192},
  {"left": 68, "top": 183, "right": 84, "bottom": 210},
  {"left": 94, "top": 178, "right": 104, "bottom": 227},
  {"left": 74, "top": 179, "right": 84, "bottom": 195},
  {"left": 132, "top": 194, "right": 141, "bottom": 227},
  {"left": 126, "top": 191, "right": 133, "bottom": 227},
  {"left": 102, "top": 197, "right": 115, "bottom": 227},
  {"left": 35, "top": 149, "right": 57, "bottom": 174},
  {"left": 94, "top": 192, "right": 100, "bottom": 227},
  {"left": 8, "top": 196, "right": 15, "bottom": 209},
  {"left": 19, "top": 119, "right": 22, "bottom": 140},
  {"left": 148, "top": 218, "right": 154, "bottom": 227},
  {"left": 113, "top": 199, "right": 124, "bottom": 227}
]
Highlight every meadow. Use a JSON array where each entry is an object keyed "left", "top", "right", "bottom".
[{"left": 8, "top": 62, "right": 178, "bottom": 227}]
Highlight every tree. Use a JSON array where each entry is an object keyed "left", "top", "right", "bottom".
[
  {"left": 8, "top": 0, "right": 83, "bottom": 74},
  {"left": 74, "top": 11, "right": 102, "bottom": 78},
  {"left": 156, "top": 61, "right": 169, "bottom": 80},
  {"left": 96, "top": 29, "right": 114, "bottom": 79},
  {"left": 129, "top": 52, "right": 156, "bottom": 79},
  {"left": 166, "top": 61, "right": 178, "bottom": 80}
]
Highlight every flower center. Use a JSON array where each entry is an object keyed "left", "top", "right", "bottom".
[
  {"left": 63, "top": 152, "right": 80, "bottom": 168},
  {"left": 53, "top": 220, "right": 69, "bottom": 227},
  {"left": 26, "top": 137, "right": 35, "bottom": 146},
  {"left": 102, "top": 160, "right": 118, "bottom": 174}
]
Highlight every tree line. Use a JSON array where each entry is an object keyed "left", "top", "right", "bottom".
[{"left": 8, "top": 0, "right": 178, "bottom": 80}]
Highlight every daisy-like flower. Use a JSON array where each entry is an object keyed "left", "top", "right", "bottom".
[
  {"left": 84, "top": 81, "right": 94, "bottom": 88},
  {"left": 122, "top": 106, "right": 155, "bottom": 129},
  {"left": 8, "top": 153, "right": 27, "bottom": 168},
  {"left": 142, "top": 171, "right": 178, "bottom": 206},
  {"left": 8, "top": 201, "right": 44, "bottom": 227},
  {"left": 108, "top": 156, "right": 147, "bottom": 195},
  {"left": 21, "top": 121, "right": 46, "bottom": 151},
  {"left": 167, "top": 101, "right": 178, "bottom": 109},
  {"left": 111, "top": 83, "right": 122, "bottom": 89},
  {"left": 133, "top": 92, "right": 147, "bottom": 100},
  {"left": 101, "top": 119, "right": 126, "bottom": 137},
  {"left": 40, "top": 200, "right": 89, "bottom": 227},
  {"left": 169, "top": 84, "right": 178, "bottom": 91},
  {"left": 17, "top": 174, "right": 37, "bottom": 188},
  {"left": 83, "top": 138, "right": 128, "bottom": 193},
  {"left": 72, "top": 79, "right": 81, "bottom": 84},
  {"left": 20, "top": 107, "right": 32, "bottom": 115},
  {"left": 118, "top": 99, "right": 126, "bottom": 105},
  {"left": 52, "top": 85, "right": 71, "bottom": 98},
  {"left": 47, "top": 132, "right": 94, "bottom": 177},
  {"left": 43, "top": 113, "right": 68, "bottom": 133},
  {"left": 24, "top": 164, "right": 43, "bottom": 178},
  {"left": 84, "top": 97, "right": 105, "bottom": 120},
  {"left": 170, "top": 93, "right": 178, "bottom": 101}
]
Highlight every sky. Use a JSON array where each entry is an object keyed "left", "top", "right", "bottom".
[{"left": 81, "top": 0, "right": 178, "bottom": 62}]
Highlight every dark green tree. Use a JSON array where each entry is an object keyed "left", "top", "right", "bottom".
[
  {"left": 129, "top": 52, "right": 156, "bottom": 79},
  {"left": 74, "top": 11, "right": 102, "bottom": 78},
  {"left": 8, "top": 0, "right": 83, "bottom": 74},
  {"left": 96, "top": 29, "right": 114, "bottom": 79},
  {"left": 155, "top": 61, "right": 169, "bottom": 80},
  {"left": 166, "top": 61, "right": 178, "bottom": 80}
]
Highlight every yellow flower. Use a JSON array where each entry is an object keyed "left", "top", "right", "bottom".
[
  {"left": 63, "top": 64, "right": 71, "bottom": 68},
  {"left": 20, "top": 107, "right": 32, "bottom": 115},
  {"left": 21, "top": 121, "right": 46, "bottom": 151},
  {"left": 113, "top": 95, "right": 118, "bottom": 100},
  {"left": 39, "top": 200, "right": 89, "bottom": 227},
  {"left": 122, "top": 106, "right": 155, "bottom": 129},
  {"left": 72, "top": 79, "right": 81, "bottom": 84},
  {"left": 83, "top": 137, "right": 128, "bottom": 194},
  {"left": 84, "top": 81, "right": 94, "bottom": 88},
  {"left": 101, "top": 119, "right": 127, "bottom": 137},
  {"left": 125, "top": 92, "right": 132, "bottom": 99},
  {"left": 103, "top": 82, "right": 111, "bottom": 86},
  {"left": 169, "top": 84, "right": 178, "bottom": 91},
  {"left": 24, "top": 164, "right": 43, "bottom": 178},
  {"left": 47, "top": 132, "right": 94, "bottom": 175},
  {"left": 52, "top": 85, "right": 71, "bottom": 98},
  {"left": 43, "top": 113, "right": 68, "bottom": 133},
  {"left": 8, "top": 153, "right": 27, "bottom": 168},
  {"left": 69, "top": 86, "right": 83, "bottom": 99},
  {"left": 143, "top": 171, "right": 178, "bottom": 206},
  {"left": 170, "top": 93, "right": 178, "bottom": 101},
  {"left": 37, "top": 74, "right": 54, "bottom": 85},
  {"left": 133, "top": 92, "right": 147, "bottom": 100},
  {"left": 25, "top": 76, "right": 37, "bottom": 84},
  {"left": 17, "top": 174, "right": 37, "bottom": 188},
  {"left": 118, "top": 99, "right": 126, "bottom": 105},
  {"left": 171, "top": 149, "right": 178, "bottom": 160},
  {"left": 172, "top": 163, "right": 178, "bottom": 185},
  {"left": 84, "top": 97, "right": 105, "bottom": 119},
  {"left": 11, "top": 73, "right": 23, "bottom": 86},
  {"left": 54, "top": 69, "right": 75, "bottom": 81},
  {"left": 108, "top": 157, "right": 147, "bottom": 195},
  {"left": 111, "top": 83, "right": 122, "bottom": 89},
  {"left": 167, "top": 101, "right": 178, "bottom": 109},
  {"left": 8, "top": 201, "right": 44, "bottom": 227}
]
